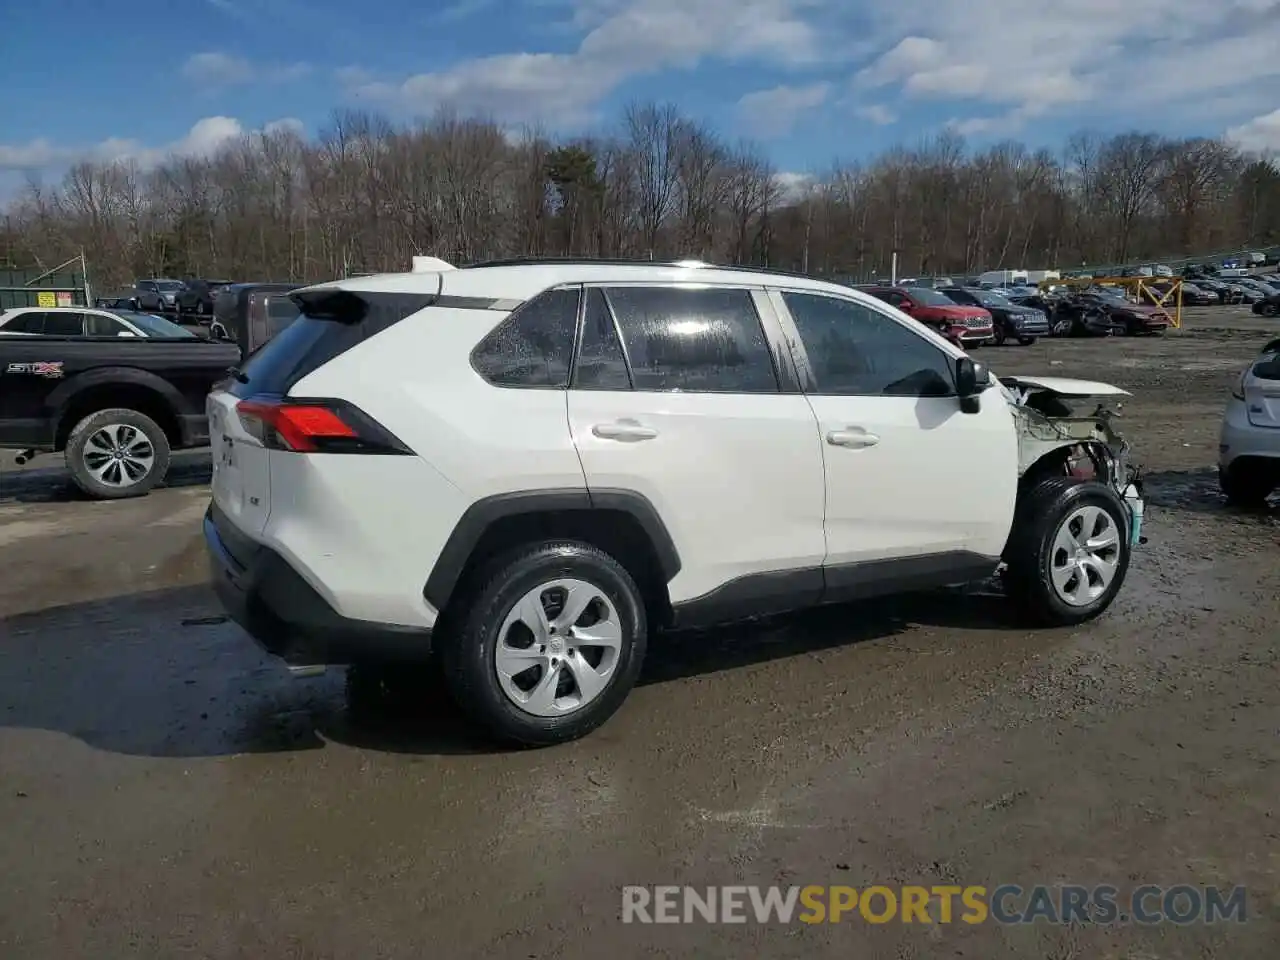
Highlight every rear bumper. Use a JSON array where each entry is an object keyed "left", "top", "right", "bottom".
[
  {"left": 204, "top": 505, "right": 433, "bottom": 666},
  {"left": 1219, "top": 398, "right": 1280, "bottom": 470}
]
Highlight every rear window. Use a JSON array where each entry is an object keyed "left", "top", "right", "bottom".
[
  {"left": 1254, "top": 354, "right": 1280, "bottom": 381},
  {"left": 228, "top": 290, "right": 435, "bottom": 398}
]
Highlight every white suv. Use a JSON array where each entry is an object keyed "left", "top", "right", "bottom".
[
  {"left": 204, "top": 259, "right": 1145, "bottom": 745},
  {"left": 1219, "top": 338, "right": 1280, "bottom": 505}
]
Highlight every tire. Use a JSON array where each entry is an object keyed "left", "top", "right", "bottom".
[
  {"left": 992, "top": 325, "right": 1007, "bottom": 346},
  {"left": 438, "top": 540, "right": 648, "bottom": 746},
  {"left": 1018, "top": 337, "right": 1036, "bottom": 346},
  {"left": 64, "top": 408, "right": 171, "bottom": 500},
  {"left": 1001, "top": 477, "right": 1132, "bottom": 627},
  {"left": 1261, "top": 303, "right": 1279, "bottom": 318},
  {"left": 1219, "top": 462, "right": 1277, "bottom": 507},
  {"left": 198, "top": 300, "right": 209, "bottom": 316}
]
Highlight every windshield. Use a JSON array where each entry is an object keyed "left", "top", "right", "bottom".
[
  {"left": 970, "top": 290, "right": 1012, "bottom": 308},
  {"left": 154, "top": 281, "right": 183, "bottom": 292},
  {"left": 266, "top": 295, "right": 300, "bottom": 336},
  {"left": 903, "top": 287, "right": 955, "bottom": 306},
  {"left": 111, "top": 311, "right": 197, "bottom": 338},
  {"left": 1092, "top": 287, "right": 1129, "bottom": 301}
]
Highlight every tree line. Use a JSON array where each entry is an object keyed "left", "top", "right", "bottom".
[{"left": 2, "top": 102, "right": 1278, "bottom": 291}]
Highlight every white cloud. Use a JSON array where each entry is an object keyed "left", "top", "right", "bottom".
[
  {"left": 0, "top": 116, "right": 306, "bottom": 175},
  {"left": 1227, "top": 109, "right": 1280, "bottom": 155},
  {"left": 182, "top": 51, "right": 311, "bottom": 87},
  {"left": 342, "top": 0, "right": 830, "bottom": 125},
  {"left": 855, "top": 104, "right": 896, "bottom": 126},
  {"left": 736, "top": 83, "right": 831, "bottom": 138},
  {"left": 774, "top": 171, "right": 816, "bottom": 202},
  {"left": 853, "top": 0, "right": 1280, "bottom": 135}
]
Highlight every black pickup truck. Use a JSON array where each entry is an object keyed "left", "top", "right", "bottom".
[{"left": 0, "top": 328, "right": 241, "bottom": 499}]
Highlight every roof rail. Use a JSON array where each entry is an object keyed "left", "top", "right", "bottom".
[{"left": 461, "top": 256, "right": 827, "bottom": 282}]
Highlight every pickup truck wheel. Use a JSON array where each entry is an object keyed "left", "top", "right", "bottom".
[
  {"left": 65, "top": 408, "right": 171, "bottom": 500},
  {"left": 1002, "top": 477, "right": 1131, "bottom": 627},
  {"left": 1017, "top": 336, "right": 1036, "bottom": 346},
  {"left": 439, "top": 540, "right": 647, "bottom": 746}
]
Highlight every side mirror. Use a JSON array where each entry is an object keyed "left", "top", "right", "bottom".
[{"left": 955, "top": 356, "right": 989, "bottom": 414}]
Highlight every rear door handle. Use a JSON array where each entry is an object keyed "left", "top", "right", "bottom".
[
  {"left": 826, "top": 428, "right": 880, "bottom": 448},
  {"left": 592, "top": 420, "right": 659, "bottom": 442}
]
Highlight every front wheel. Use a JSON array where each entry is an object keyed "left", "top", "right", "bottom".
[
  {"left": 438, "top": 540, "right": 648, "bottom": 746},
  {"left": 1002, "top": 477, "right": 1131, "bottom": 626},
  {"left": 992, "top": 325, "right": 1007, "bottom": 346},
  {"left": 1018, "top": 336, "right": 1036, "bottom": 346},
  {"left": 64, "top": 408, "right": 171, "bottom": 499},
  {"left": 1261, "top": 303, "right": 1279, "bottom": 318}
]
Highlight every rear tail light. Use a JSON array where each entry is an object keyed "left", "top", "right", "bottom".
[
  {"left": 235, "top": 397, "right": 411, "bottom": 454},
  {"left": 1230, "top": 371, "right": 1247, "bottom": 401}
]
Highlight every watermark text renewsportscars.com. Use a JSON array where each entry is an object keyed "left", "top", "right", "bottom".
[{"left": 622, "top": 884, "right": 1248, "bottom": 925}]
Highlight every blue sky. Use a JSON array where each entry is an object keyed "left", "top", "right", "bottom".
[{"left": 2, "top": 0, "right": 1279, "bottom": 198}]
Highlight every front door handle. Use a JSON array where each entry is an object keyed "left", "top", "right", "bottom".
[
  {"left": 592, "top": 420, "right": 659, "bottom": 442},
  {"left": 826, "top": 428, "right": 880, "bottom": 448}
]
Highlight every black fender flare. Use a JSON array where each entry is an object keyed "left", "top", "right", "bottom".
[
  {"left": 46, "top": 367, "right": 190, "bottom": 438},
  {"left": 423, "top": 487, "right": 681, "bottom": 612}
]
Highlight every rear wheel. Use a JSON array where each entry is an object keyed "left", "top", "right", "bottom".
[
  {"left": 64, "top": 408, "right": 171, "bottom": 500},
  {"left": 1018, "top": 336, "right": 1036, "bottom": 346},
  {"left": 438, "top": 541, "right": 648, "bottom": 746},
  {"left": 1219, "top": 462, "right": 1277, "bottom": 507},
  {"left": 1261, "top": 302, "right": 1279, "bottom": 318},
  {"left": 1002, "top": 477, "right": 1131, "bottom": 626},
  {"left": 992, "top": 324, "right": 1007, "bottom": 346}
]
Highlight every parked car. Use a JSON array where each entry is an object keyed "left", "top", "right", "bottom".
[
  {"left": 1196, "top": 279, "right": 1243, "bottom": 304},
  {"left": 208, "top": 282, "right": 304, "bottom": 352},
  {"left": 1049, "top": 296, "right": 1125, "bottom": 337},
  {"left": 0, "top": 306, "right": 204, "bottom": 339},
  {"left": 1074, "top": 289, "right": 1170, "bottom": 335},
  {"left": 1006, "top": 291, "right": 1056, "bottom": 318},
  {"left": 1219, "top": 342, "right": 1280, "bottom": 505},
  {"left": 1235, "top": 278, "right": 1273, "bottom": 299},
  {"left": 939, "top": 286, "right": 1050, "bottom": 346},
  {"left": 1144, "top": 281, "right": 1215, "bottom": 307},
  {"left": 202, "top": 257, "right": 1145, "bottom": 745},
  {"left": 129, "top": 279, "right": 185, "bottom": 313},
  {"left": 1253, "top": 293, "right": 1280, "bottom": 318},
  {"left": 863, "top": 285, "right": 995, "bottom": 347},
  {"left": 175, "top": 279, "right": 233, "bottom": 318},
  {"left": 0, "top": 310, "right": 241, "bottom": 499}
]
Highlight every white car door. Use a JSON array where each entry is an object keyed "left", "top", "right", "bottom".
[
  {"left": 769, "top": 288, "right": 1019, "bottom": 587},
  {"left": 566, "top": 284, "right": 827, "bottom": 617}
]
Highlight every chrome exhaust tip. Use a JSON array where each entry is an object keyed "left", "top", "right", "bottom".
[{"left": 287, "top": 664, "right": 327, "bottom": 679}]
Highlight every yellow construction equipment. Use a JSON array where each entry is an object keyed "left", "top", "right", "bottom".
[{"left": 1040, "top": 275, "right": 1182, "bottom": 329}]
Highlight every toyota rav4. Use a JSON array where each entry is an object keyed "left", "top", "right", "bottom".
[{"left": 204, "top": 258, "right": 1146, "bottom": 746}]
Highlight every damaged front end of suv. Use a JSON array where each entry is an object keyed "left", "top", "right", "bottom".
[{"left": 1000, "top": 376, "right": 1146, "bottom": 546}]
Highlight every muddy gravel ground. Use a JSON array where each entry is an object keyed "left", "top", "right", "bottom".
[{"left": 1, "top": 308, "right": 1278, "bottom": 959}]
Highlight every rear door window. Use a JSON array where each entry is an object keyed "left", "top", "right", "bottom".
[
  {"left": 602, "top": 286, "right": 778, "bottom": 393},
  {"left": 43, "top": 312, "right": 85, "bottom": 336},
  {"left": 85, "top": 312, "right": 129, "bottom": 336},
  {"left": 572, "top": 288, "right": 631, "bottom": 390}
]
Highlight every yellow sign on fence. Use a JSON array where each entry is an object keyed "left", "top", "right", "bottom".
[{"left": 36, "top": 291, "right": 56, "bottom": 308}]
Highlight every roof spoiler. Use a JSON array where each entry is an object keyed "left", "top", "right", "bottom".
[{"left": 412, "top": 256, "right": 456, "bottom": 273}]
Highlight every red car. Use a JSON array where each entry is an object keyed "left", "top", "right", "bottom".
[{"left": 864, "top": 286, "right": 995, "bottom": 347}]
